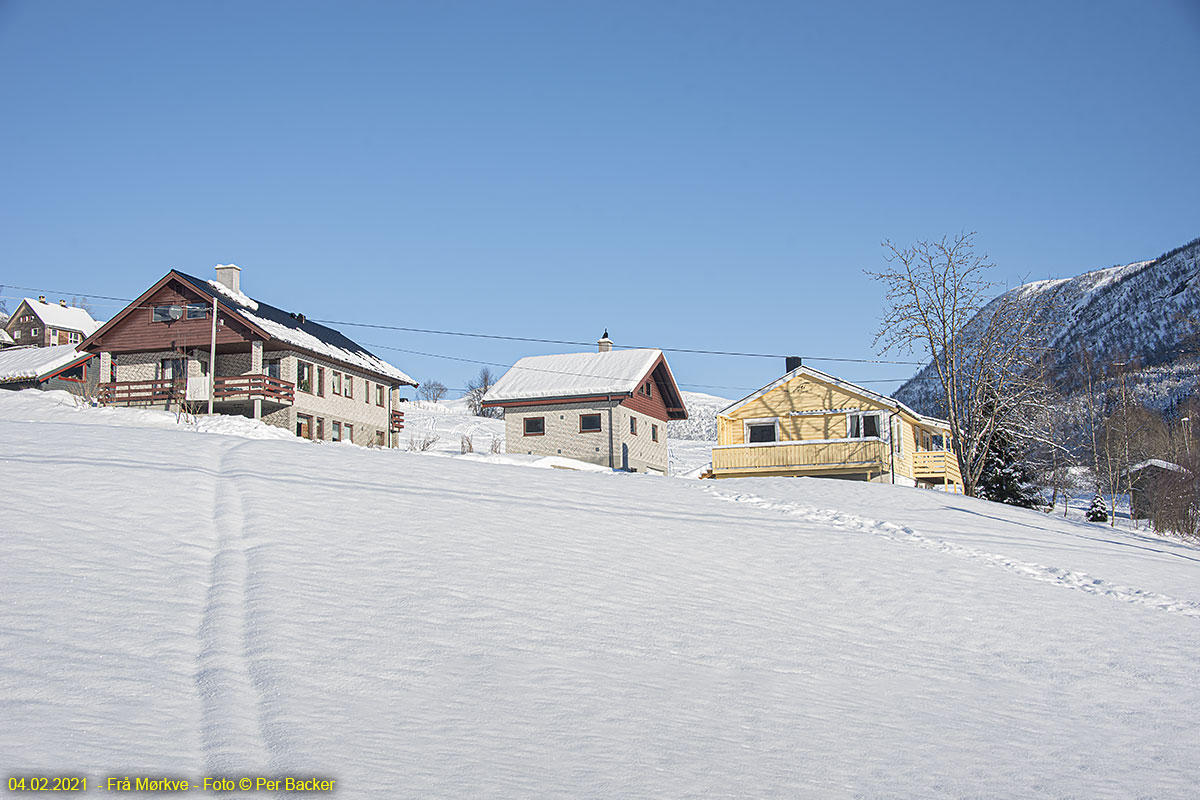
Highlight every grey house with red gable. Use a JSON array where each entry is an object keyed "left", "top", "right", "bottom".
[{"left": 482, "top": 333, "right": 687, "bottom": 474}]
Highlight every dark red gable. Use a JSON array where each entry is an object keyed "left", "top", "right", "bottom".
[{"left": 621, "top": 353, "right": 688, "bottom": 422}]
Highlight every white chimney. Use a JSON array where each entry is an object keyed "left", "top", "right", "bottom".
[
  {"left": 215, "top": 264, "right": 241, "bottom": 293},
  {"left": 598, "top": 329, "right": 613, "bottom": 353}
]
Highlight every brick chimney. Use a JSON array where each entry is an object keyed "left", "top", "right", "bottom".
[
  {"left": 215, "top": 264, "right": 241, "bottom": 293},
  {"left": 598, "top": 329, "right": 613, "bottom": 353}
]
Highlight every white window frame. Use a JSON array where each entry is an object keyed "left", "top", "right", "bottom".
[
  {"left": 892, "top": 417, "right": 903, "bottom": 457},
  {"left": 743, "top": 417, "right": 781, "bottom": 444},
  {"left": 846, "top": 411, "right": 884, "bottom": 440}
]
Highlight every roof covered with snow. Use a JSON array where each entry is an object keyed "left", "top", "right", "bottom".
[
  {"left": 15, "top": 298, "right": 102, "bottom": 335},
  {"left": 0, "top": 329, "right": 13, "bottom": 346},
  {"left": 484, "top": 349, "right": 665, "bottom": 402},
  {"left": 173, "top": 271, "right": 416, "bottom": 386},
  {"left": 0, "top": 344, "right": 90, "bottom": 383}
]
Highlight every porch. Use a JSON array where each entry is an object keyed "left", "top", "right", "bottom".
[
  {"left": 913, "top": 449, "right": 963, "bottom": 491},
  {"left": 712, "top": 438, "right": 891, "bottom": 479},
  {"left": 98, "top": 374, "right": 294, "bottom": 409}
]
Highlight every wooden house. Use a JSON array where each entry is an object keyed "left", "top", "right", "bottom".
[
  {"left": 712, "top": 360, "right": 962, "bottom": 490},
  {"left": 80, "top": 265, "right": 417, "bottom": 446},
  {"left": 3, "top": 297, "right": 102, "bottom": 348},
  {"left": 482, "top": 333, "right": 688, "bottom": 474}
]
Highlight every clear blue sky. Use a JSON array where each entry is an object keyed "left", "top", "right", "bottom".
[{"left": 2, "top": 1, "right": 1197, "bottom": 399}]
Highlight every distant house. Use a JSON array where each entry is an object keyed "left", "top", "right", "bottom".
[
  {"left": 80, "top": 264, "right": 418, "bottom": 446},
  {"left": 482, "top": 333, "right": 688, "bottom": 474},
  {"left": 0, "top": 344, "right": 97, "bottom": 394},
  {"left": 1126, "top": 459, "right": 1192, "bottom": 520},
  {"left": 3, "top": 297, "right": 102, "bottom": 348},
  {"left": 712, "top": 359, "right": 962, "bottom": 490}
]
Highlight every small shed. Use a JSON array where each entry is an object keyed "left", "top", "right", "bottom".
[
  {"left": 1126, "top": 459, "right": 1192, "bottom": 520},
  {"left": 0, "top": 345, "right": 97, "bottom": 394}
]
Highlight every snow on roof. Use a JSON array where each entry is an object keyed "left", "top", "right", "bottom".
[
  {"left": 1128, "top": 458, "right": 1190, "bottom": 475},
  {"left": 0, "top": 344, "right": 89, "bottom": 383},
  {"left": 484, "top": 349, "right": 663, "bottom": 402},
  {"left": 0, "top": 329, "right": 13, "bottom": 345},
  {"left": 176, "top": 272, "right": 416, "bottom": 386},
  {"left": 20, "top": 298, "right": 102, "bottom": 335}
]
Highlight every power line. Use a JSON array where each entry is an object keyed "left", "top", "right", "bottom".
[{"left": 1, "top": 283, "right": 928, "bottom": 366}]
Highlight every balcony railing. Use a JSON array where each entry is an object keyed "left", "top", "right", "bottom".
[
  {"left": 99, "top": 378, "right": 184, "bottom": 405},
  {"left": 214, "top": 374, "right": 295, "bottom": 404},
  {"left": 913, "top": 450, "right": 962, "bottom": 486},
  {"left": 100, "top": 374, "right": 294, "bottom": 406},
  {"left": 713, "top": 438, "right": 889, "bottom": 475}
]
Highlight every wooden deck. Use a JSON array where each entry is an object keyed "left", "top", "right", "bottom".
[{"left": 712, "top": 438, "right": 890, "bottom": 478}]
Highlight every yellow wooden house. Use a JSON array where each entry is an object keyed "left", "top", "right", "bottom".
[{"left": 711, "top": 363, "right": 962, "bottom": 491}]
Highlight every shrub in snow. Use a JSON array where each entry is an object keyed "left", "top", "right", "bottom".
[{"left": 1087, "top": 493, "right": 1109, "bottom": 523}]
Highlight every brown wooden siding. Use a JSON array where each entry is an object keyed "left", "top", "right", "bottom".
[{"left": 88, "top": 282, "right": 256, "bottom": 352}]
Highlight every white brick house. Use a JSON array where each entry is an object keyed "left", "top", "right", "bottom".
[
  {"left": 81, "top": 265, "right": 417, "bottom": 446},
  {"left": 482, "top": 335, "right": 688, "bottom": 474}
]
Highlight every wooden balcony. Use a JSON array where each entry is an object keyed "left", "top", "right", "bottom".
[
  {"left": 712, "top": 438, "right": 890, "bottom": 478},
  {"left": 913, "top": 449, "right": 962, "bottom": 487},
  {"left": 99, "top": 378, "right": 183, "bottom": 405},
  {"left": 213, "top": 374, "right": 295, "bottom": 404},
  {"left": 99, "top": 375, "right": 294, "bottom": 407}
]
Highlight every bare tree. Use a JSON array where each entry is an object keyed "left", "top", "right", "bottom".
[
  {"left": 868, "top": 233, "right": 1049, "bottom": 497},
  {"left": 464, "top": 367, "right": 502, "bottom": 418},
  {"left": 418, "top": 380, "right": 448, "bottom": 404}
]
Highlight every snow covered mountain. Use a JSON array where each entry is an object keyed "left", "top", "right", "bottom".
[
  {"left": 896, "top": 236, "right": 1200, "bottom": 413},
  {"left": 5, "top": 389, "right": 1200, "bottom": 796}
]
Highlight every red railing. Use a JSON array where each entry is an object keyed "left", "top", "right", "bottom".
[
  {"left": 99, "top": 379, "right": 184, "bottom": 405},
  {"left": 390, "top": 409, "right": 405, "bottom": 432},
  {"left": 214, "top": 374, "right": 295, "bottom": 404}
]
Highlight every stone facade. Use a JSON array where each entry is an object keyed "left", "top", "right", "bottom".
[
  {"left": 504, "top": 400, "right": 669, "bottom": 473},
  {"left": 107, "top": 347, "right": 400, "bottom": 447}
]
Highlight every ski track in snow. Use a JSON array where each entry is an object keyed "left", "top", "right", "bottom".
[
  {"left": 195, "top": 441, "right": 276, "bottom": 776},
  {"left": 703, "top": 486, "right": 1200, "bottom": 619}
]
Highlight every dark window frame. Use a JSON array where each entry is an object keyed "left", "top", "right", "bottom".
[
  {"left": 579, "top": 413, "right": 602, "bottom": 433},
  {"left": 747, "top": 422, "right": 777, "bottom": 443},
  {"left": 630, "top": 416, "right": 638, "bottom": 435},
  {"left": 524, "top": 416, "right": 546, "bottom": 436}
]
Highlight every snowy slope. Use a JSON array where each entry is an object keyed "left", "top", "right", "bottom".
[
  {"left": 897, "top": 236, "right": 1200, "bottom": 413},
  {"left": 4, "top": 390, "right": 1200, "bottom": 797}
]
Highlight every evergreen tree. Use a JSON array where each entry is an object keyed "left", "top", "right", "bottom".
[
  {"left": 1086, "top": 492, "right": 1109, "bottom": 523},
  {"left": 976, "top": 400, "right": 1040, "bottom": 508}
]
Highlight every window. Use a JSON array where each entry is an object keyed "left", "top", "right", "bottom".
[
  {"left": 12, "top": 330, "right": 19, "bottom": 340},
  {"left": 30, "top": 327, "right": 39, "bottom": 337},
  {"left": 524, "top": 417, "right": 545, "bottom": 436},
  {"left": 893, "top": 418, "right": 903, "bottom": 456},
  {"left": 297, "top": 361, "right": 314, "bottom": 393},
  {"left": 652, "top": 424, "right": 659, "bottom": 442},
  {"left": 364, "top": 381, "right": 371, "bottom": 403},
  {"left": 747, "top": 422, "right": 777, "bottom": 443},
  {"left": 331, "top": 421, "right": 342, "bottom": 442},
  {"left": 376, "top": 430, "right": 385, "bottom": 446},
  {"left": 630, "top": 417, "right": 637, "bottom": 435},
  {"left": 640, "top": 380, "right": 652, "bottom": 397},
  {"left": 159, "top": 358, "right": 185, "bottom": 381},
  {"left": 344, "top": 375, "right": 353, "bottom": 399},
  {"left": 848, "top": 413, "right": 881, "bottom": 439},
  {"left": 332, "top": 371, "right": 342, "bottom": 396},
  {"left": 316, "top": 366, "right": 326, "bottom": 397},
  {"left": 265, "top": 359, "right": 281, "bottom": 380},
  {"left": 344, "top": 424, "right": 353, "bottom": 443},
  {"left": 152, "top": 305, "right": 182, "bottom": 323},
  {"left": 580, "top": 413, "right": 602, "bottom": 433},
  {"left": 376, "top": 384, "right": 385, "bottom": 407},
  {"left": 316, "top": 417, "right": 325, "bottom": 439},
  {"left": 296, "top": 414, "right": 313, "bottom": 439},
  {"left": 57, "top": 363, "right": 86, "bottom": 382},
  {"left": 186, "top": 304, "right": 207, "bottom": 320},
  {"left": 68, "top": 331, "right": 81, "bottom": 344}
]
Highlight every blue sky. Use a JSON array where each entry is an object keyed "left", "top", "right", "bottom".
[{"left": 2, "top": 1, "right": 1197, "bottom": 399}]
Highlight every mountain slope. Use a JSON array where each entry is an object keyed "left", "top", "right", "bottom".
[
  {"left": 896, "top": 236, "right": 1200, "bottom": 413},
  {"left": 4, "top": 389, "right": 1200, "bottom": 797}
]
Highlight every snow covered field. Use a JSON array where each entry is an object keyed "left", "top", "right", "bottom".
[{"left": 4, "top": 390, "right": 1200, "bottom": 798}]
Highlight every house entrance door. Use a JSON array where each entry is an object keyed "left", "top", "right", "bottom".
[{"left": 296, "top": 414, "right": 312, "bottom": 439}]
